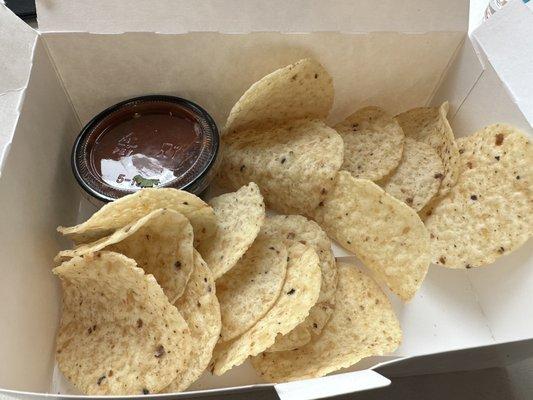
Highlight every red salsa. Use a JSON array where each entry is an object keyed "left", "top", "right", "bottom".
[{"left": 73, "top": 96, "right": 219, "bottom": 202}]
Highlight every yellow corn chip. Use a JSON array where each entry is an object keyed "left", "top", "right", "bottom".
[
  {"left": 217, "top": 234, "right": 287, "bottom": 341},
  {"left": 56, "top": 209, "right": 194, "bottom": 302},
  {"left": 335, "top": 106, "right": 404, "bottom": 181},
  {"left": 224, "top": 58, "right": 333, "bottom": 134},
  {"left": 313, "top": 171, "right": 430, "bottom": 301},
  {"left": 165, "top": 251, "right": 221, "bottom": 392},
  {"left": 211, "top": 243, "right": 321, "bottom": 375},
  {"left": 396, "top": 102, "right": 459, "bottom": 198},
  {"left": 58, "top": 188, "right": 215, "bottom": 246},
  {"left": 426, "top": 124, "right": 532, "bottom": 268},
  {"left": 251, "top": 262, "right": 401, "bottom": 382},
  {"left": 379, "top": 137, "right": 444, "bottom": 211},
  {"left": 217, "top": 119, "right": 343, "bottom": 215},
  {"left": 197, "top": 183, "right": 265, "bottom": 279},
  {"left": 54, "top": 252, "right": 191, "bottom": 395}
]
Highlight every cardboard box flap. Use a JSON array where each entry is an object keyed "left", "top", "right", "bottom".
[
  {"left": 42, "top": 31, "right": 465, "bottom": 127},
  {"left": 275, "top": 370, "right": 390, "bottom": 400},
  {"left": 36, "top": 0, "right": 469, "bottom": 33},
  {"left": 0, "top": 4, "right": 37, "bottom": 169},
  {"left": 471, "top": 0, "right": 533, "bottom": 126},
  {"left": 0, "top": 38, "right": 80, "bottom": 393},
  {"left": 0, "top": 4, "right": 36, "bottom": 93}
]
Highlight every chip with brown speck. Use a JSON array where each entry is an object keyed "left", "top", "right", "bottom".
[
  {"left": 57, "top": 188, "right": 216, "bottom": 246},
  {"left": 217, "top": 119, "right": 343, "bottom": 215},
  {"left": 53, "top": 252, "right": 191, "bottom": 395},
  {"left": 164, "top": 251, "right": 221, "bottom": 393},
  {"left": 396, "top": 102, "right": 459, "bottom": 198},
  {"left": 197, "top": 183, "right": 265, "bottom": 279},
  {"left": 55, "top": 209, "right": 194, "bottom": 303},
  {"left": 378, "top": 138, "right": 444, "bottom": 211},
  {"left": 426, "top": 124, "right": 532, "bottom": 268},
  {"left": 261, "top": 215, "right": 337, "bottom": 351},
  {"left": 223, "top": 58, "right": 333, "bottom": 134},
  {"left": 335, "top": 106, "right": 404, "bottom": 182},
  {"left": 211, "top": 243, "right": 321, "bottom": 375},
  {"left": 251, "top": 262, "right": 401, "bottom": 382},
  {"left": 216, "top": 234, "right": 287, "bottom": 342},
  {"left": 313, "top": 172, "right": 430, "bottom": 301}
]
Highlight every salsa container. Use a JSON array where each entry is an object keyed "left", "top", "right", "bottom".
[{"left": 72, "top": 95, "right": 219, "bottom": 204}]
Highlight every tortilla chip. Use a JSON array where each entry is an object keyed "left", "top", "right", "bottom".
[
  {"left": 55, "top": 209, "right": 194, "bottom": 302},
  {"left": 217, "top": 234, "right": 287, "bottom": 341},
  {"left": 267, "top": 325, "right": 311, "bottom": 352},
  {"left": 335, "top": 106, "right": 404, "bottom": 181},
  {"left": 58, "top": 188, "right": 215, "bottom": 246},
  {"left": 54, "top": 252, "right": 191, "bottom": 395},
  {"left": 379, "top": 137, "right": 444, "bottom": 211},
  {"left": 165, "top": 251, "right": 221, "bottom": 392},
  {"left": 457, "top": 123, "right": 532, "bottom": 174},
  {"left": 261, "top": 215, "right": 336, "bottom": 346},
  {"left": 211, "top": 243, "right": 321, "bottom": 375},
  {"left": 217, "top": 119, "right": 344, "bottom": 215},
  {"left": 56, "top": 209, "right": 194, "bottom": 302},
  {"left": 313, "top": 171, "right": 430, "bottom": 301},
  {"left": 426, "top": 124, "right": 533, "bottom": 268},
  {"left": 197, "top": 183, "right": 265, "bottom": 279},
  {"left": 224, "top": 58, "right": 333, "bottom": 134},
  {"left": 396, "top": 102, "right": 459, "bottom": 198},
  {"left": 251, "top": 262, "right": 401, "bottom": 382}
]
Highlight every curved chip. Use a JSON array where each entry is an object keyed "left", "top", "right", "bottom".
[
  {"left": 224, "top": 58, "right": 334, "bottom": 134},
  {"left": 261, "top": 215, "right": 337, "bottom": 350},
  {"left": 54, "top": 251, "right": 191, "bottom": 395},
  {"left": 396, "top": 102, "right": 459, "bottom": 198},
  {"left": 457, "top": 123, "right": 532, "bottom": 173},
  {"left": 335, "top": 106, "right": 404, "bottom": 181},
  {"left": 197, "top": 183, "right": 265, "bottom": 279},
  {"left": 217, "top": 234, "right": 288, "bottom": 342},
  {"left": 426, "top": 124, "right": 533, "bottom": 268},
  {"left": 58, "top": 188, "right": 215, "bottom": 246},
  {"left": 251, "top": 262, "right": 401, "bottom": 382},
  {"left": 165, "top": 252, "right": 221, "bottom": 392},
  {"left": 267, "top": 325, "right": 311, "bottom": 352},
  {"left": 55, "top": 209, "right": 194, "bottom": 302},
  {"left": 313, "top": 171, "right": 430, "bottom": 301},
  {"left": 211, "top": 243, "right": 321, "bottom": 375},
  {"left": 217, "top": 119, "right": 344, "bottom": 215},
  {"left": 379, "top": 137, "right": 444, "bottom": 211}
]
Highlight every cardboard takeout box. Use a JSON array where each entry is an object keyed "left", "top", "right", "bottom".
[{"left": 0, "top": 0, "right": 532, "bottom": 398}]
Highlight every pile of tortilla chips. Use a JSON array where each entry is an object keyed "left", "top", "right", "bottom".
[
  {"left": 219, "top": 58, "right": 532, "bottom": 273},
  {"left": 53, "top": 58, "right": 532, "bottom": 395}
]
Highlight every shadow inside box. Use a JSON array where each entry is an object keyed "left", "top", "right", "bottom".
[
  {"left": 5, "top": 0, "right": 36, "bottom": 21},
  {"left": 333, "top": 367, "right": 518, "bottom": 400}
]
